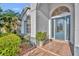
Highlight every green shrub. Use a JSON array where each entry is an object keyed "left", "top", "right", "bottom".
[
  {"left": 36, "top": 32, "right": 47, "bottom": 41},
  {"left": 0, "top": 33, "right": 10, "bottom": 37},
  {"left": 0, "top": 33, "right": 21, "bottom": 56}
]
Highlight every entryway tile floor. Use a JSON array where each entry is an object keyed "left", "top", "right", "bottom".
[{"left": 23, "top": 40, "right": 72, "bottom": 56}]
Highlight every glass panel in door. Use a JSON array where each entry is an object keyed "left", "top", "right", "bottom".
[
  {"left": 51, "top": 19, "right": 54, "bottom": 38},
  {"left": 66, "top": 15, "right": 70, "bottom": 41},
  {"left": 55, "top": 17, "right": 65, "bottom": 40}
]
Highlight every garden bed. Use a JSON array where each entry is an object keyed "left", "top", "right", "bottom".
[{"left": 18, "top": 43, "right": 36, "bottom": 56}]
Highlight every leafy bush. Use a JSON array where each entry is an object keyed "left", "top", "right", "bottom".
[
  {"left": 36, "top": 32, "right": 47, "bottom": 41},
  {"left": 0, "top": 33, "right": 10, "bottom": 37},
  {"left": 0, "top": 33, "right": 21, "bottom": 56}
]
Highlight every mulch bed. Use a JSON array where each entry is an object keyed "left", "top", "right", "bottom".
[{"left": 18, "top": 43, "right": 36, "bottom": 56}]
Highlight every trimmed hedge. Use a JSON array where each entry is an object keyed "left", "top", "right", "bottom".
[{"left": 0, "top": 33, "right": 21, "bottom": 56}]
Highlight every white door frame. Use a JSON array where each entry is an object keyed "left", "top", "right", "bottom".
[{"left": 49, "top": 13, "right": 70, "bottom": 41}]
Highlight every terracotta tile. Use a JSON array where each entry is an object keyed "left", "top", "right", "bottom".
[{"left": 23, "top": 40, "right": 72, "bottom": 56}]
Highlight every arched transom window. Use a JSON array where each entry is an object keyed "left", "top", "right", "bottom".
[{"left": 52, "top": 6, "right": 70, "bottom": 16}]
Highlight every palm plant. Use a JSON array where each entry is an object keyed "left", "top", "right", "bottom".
[
  {"left": 0, "top": 9, "right": 20, "bottom": 33},
  {"left": 11, "top": 16, "right": 18, "bottom": 33}
]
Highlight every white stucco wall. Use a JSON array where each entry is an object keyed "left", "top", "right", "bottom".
[
  {"left": 30, "top": 3, "right": 37, "bottom": 38},
  {"left": 36, "top": 3, "right": 49, "bottom": 34},
  {"left": 74, "top": 3, "right": 79, "bottom": 55},
  {"left": 75, "top": 3, "right": 79, "bottom": 47}
]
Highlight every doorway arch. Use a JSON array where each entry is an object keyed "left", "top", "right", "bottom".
[{"left": 49, "top": 6, "right": 71, "bottom": 42}]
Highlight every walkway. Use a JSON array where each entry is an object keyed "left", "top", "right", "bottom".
[{"left": 23, "top": 40, "right": 72, "bottom": 56}]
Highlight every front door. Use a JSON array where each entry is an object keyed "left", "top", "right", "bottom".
[{"left": 51, "top": 15, "right": 70, "bottom": 41}]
